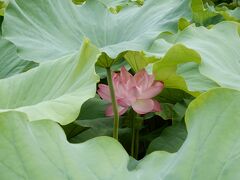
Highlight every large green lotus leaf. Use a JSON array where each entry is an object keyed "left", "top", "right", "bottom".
[
  {"left": 152, "top": 21, "right": 240, "bottom": 92},
  {"left": 0, "top": 40, "right": 100, "bottom": 125},
  {"left": 1, "top": 88, "right": 240, "bottom": 179},
  {"left": 2, "top": 0, "right": 191, "bottom": 62},
  {"left": 173, "top": 21, "right": 240, "bottom": 90},
  {"left": 0, "top": 112, "right": 130, "bottom": 180},
  {"left": 177, "top": 62, "right": 219, "bottom": 91},
  {"left": 133, "top": 88, "right": 240, "bottom": 179},
  {"left": 0, "top": 37, "right": 37, "bottom": 79}
]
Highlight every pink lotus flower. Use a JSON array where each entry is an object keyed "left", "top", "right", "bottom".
[{"left": 97, "top": 67, "right": 164, "bottom": 116}]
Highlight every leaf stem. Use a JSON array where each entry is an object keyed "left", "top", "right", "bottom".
[
  {"left": 131, "top": 122, "right": 135, "bottom": 157},
  {"left": 134, "top": 125, "right": 140, "bottom": 159},
  {"left": 130, "top": 109, "right": 140, "bottom": 159},
  {"left": 106, "top": 67, "right": 119, "bottom": 140}
]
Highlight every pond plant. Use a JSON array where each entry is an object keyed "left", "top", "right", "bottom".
[{"left": 0, "top": 0, "right": 240, "bottom": 179}]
